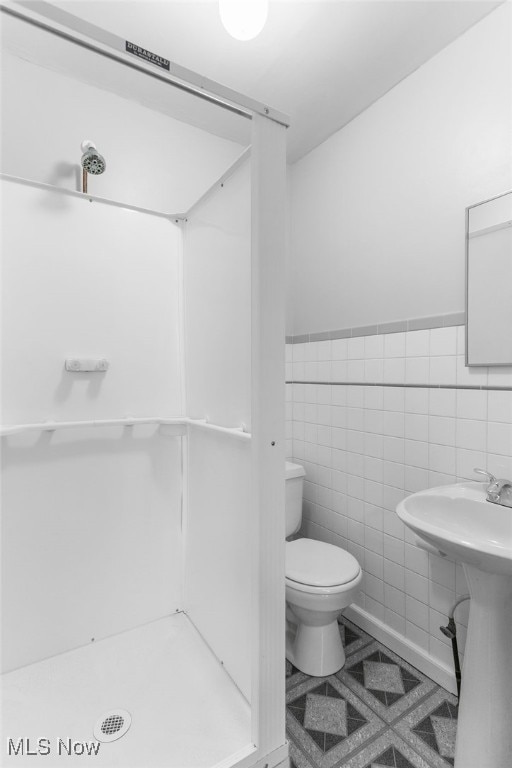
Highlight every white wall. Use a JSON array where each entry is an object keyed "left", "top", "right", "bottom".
[
  {"left": 185, "top": 431, "right": 252, "bottom": 700},
  {"left": 184, "top": 161, "right": 251, "bottom": 429},
  {"left": 0, "top": 47, "right": 244, "bottom": 214},
  {"left": 2, "top": 426, "right": 182, "bottom": 673},
  {"left": 183, "top": 162, "right": 252, "bottom": 699},
  {"left": 1, "top": 181, "right": 182, "bottom": 423},
  {"left": 1, "top": 180, "right": 183, "bottom": 671},
  {"left": 288, "top": 3, "right": 512, "bottom": 335}
]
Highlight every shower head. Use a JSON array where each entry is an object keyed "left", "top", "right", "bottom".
[{"left": 80, "top": 140, "right": 106, "bottom": 175}]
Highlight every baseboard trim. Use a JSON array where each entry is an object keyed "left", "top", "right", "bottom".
[{"left": 344, "top": 605, "right": 457, "bottom": 696}]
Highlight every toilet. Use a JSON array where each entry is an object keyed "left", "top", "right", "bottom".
[{"left": 285, "top": 461, "right": 362, "bottom": 677}]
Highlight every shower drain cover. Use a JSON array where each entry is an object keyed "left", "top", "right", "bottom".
[{"left": 93, "top": 709, "right": 132, "bottom": 743}]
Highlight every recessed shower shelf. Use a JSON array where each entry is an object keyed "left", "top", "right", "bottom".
[{"left": 0, "top": 417, "right": 251, "bottom": 440}]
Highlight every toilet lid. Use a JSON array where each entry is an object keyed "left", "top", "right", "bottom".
[{"left": 286, "top": 538, "right": 360, "bottom": 587}]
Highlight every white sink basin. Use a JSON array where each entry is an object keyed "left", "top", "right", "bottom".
[
  {"left": 396, "top": 481, "right": 512, "bottom": 768},
  {"left": 396, "top": 481, "right": 512, "bottom": 575}
]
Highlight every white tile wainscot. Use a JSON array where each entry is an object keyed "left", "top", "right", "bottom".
[{"left": 285, "top": 324, "right": 512, "bottom": 693}]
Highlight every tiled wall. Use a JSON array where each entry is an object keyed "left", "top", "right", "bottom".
[{"left": 285, "top": 323, "right": 512, "bottom": 681}]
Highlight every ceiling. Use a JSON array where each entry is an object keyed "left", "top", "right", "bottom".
[{"left": 10, "top": 0, "right": 503, "bottom": 161}]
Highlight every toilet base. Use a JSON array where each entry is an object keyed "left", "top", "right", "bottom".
[{"left": 286, "top": 617, "right": 346, "bottom": 677}]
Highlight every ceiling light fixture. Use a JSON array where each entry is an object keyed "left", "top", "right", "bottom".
[{"left": 219, "top": 0, "right": 268, "bottom": 41}]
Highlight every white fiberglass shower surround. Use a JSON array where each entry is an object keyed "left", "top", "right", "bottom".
[{"left": 0, "top": 4, "right": 288, "bottom": 768}]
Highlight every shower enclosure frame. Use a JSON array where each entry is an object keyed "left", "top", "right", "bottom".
[{"left": 0, "top": 3, "right": 290, "bottom": 768}]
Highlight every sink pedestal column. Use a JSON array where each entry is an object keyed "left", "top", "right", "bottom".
[{"left": 454, "top": 566, "right": 512, "bottom": 768}]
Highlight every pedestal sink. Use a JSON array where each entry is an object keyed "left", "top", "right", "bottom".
[{"left": 396, "top": 482, "right": 512, "bottom": 768}]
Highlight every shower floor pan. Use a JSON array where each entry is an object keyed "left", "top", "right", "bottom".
[{"left": 1, "top": 612, "right": 251, "bottom": 767}]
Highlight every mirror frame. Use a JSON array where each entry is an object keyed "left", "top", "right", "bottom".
[{"left": 465, "top": 189, "right": 512, "bottom": 367}]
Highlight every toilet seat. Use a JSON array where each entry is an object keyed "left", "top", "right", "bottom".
[
  {"left": 286, "top": 538, "right": 360, "bottom": 588},
  {"left": 285, "top": 570, "right": 361, "bottom": 596}
]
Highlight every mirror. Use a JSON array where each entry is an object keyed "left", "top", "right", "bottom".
[{"left": 466, "top": 190, "right": 512, "bottom": 366}]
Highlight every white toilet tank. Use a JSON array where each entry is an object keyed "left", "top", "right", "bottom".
[{"left": 285, "top": 461, "right": 306, "bottom": 537}]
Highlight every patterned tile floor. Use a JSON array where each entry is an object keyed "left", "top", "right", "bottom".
[{"left": 286, "top": 617, "right": 458, "bottom": 768}]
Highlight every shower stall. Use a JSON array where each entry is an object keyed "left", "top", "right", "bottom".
[{"left": 0, "top": 4, "right": 288, "bottom": 768}]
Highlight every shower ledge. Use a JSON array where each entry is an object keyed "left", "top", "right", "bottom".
[{"left": 0, "top": 417, "right": 251, "bottom": 440}]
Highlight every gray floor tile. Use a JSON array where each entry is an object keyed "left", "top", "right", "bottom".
[
  {"left": 337, "top": 642, "right": 437, "bottom": 723},
  {"left": 394, "top": 689, "right": 459, "bottom": 768},
  {"left": 287, "top": 675, "right": 386, "bottom": 767},
  {"left": 286, "top": 619, "right": 455, "bottom": 768}
]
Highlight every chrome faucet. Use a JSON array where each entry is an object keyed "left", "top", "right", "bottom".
[{"left": 474, "top": 468, "right": 512, "bottom": 508}]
